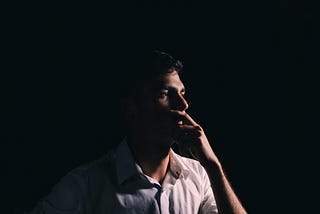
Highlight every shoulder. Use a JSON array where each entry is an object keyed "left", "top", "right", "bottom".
[
  {"left": 63, "top": 149, "right": 118, "bottom": 189},
  {"left": 68, "top": 151, "right": 113, "bottom": 179},
  {"left": 40, "top": 151, "right": 116, "bottom": 211}
]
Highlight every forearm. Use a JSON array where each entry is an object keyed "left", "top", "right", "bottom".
[{"left": 204, "top": 162, "right": 247, "bottom": 214}]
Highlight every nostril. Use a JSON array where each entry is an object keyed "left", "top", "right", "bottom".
[
  {"left": 178, "top": 101, "right": 188, "bottom": 111},
  {"left": 172, "top": 93, "right": 189, "bottom": 111}
]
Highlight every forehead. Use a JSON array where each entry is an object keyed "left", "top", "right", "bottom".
[{"left": 151, "top": 71, "right": 185, "bottom": 90}]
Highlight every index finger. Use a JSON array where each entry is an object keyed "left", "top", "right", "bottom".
[{"left": 170, "top": 110, "right": 199, "bottom": 127}]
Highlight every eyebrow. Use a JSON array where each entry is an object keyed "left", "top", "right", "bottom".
[{"left": 162, "top": 85, "right": 185, "bottom": 93}]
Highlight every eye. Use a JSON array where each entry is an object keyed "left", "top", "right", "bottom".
[{"left": 159, "top": 90, "right": 169, "bottom": 98}]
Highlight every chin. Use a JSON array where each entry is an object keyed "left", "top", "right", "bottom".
[{"left": 152, "top": 134, "right": 173, "bottom": 145}]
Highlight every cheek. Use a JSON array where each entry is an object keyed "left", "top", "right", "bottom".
[
  {"left": 139, "top": 99, "right": 171, "bottom": 122},
  {"left": 155, "top": 98, "right": 171, "bottom": 109},
  {"left": 154, "top": 101, "right": 171, "bottom": 118},
  {"left": 154, "top": 107, "right": 174, "bottom": 126}
]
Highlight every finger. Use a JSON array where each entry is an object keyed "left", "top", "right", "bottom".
[
  {"left": 173, "top": 130, "right": 202, "bottom": 152},
  {"left": 171, "top": 124, "right": 200, "bottom": 141},
  {"left": 177, "top": 124, "right": 201, "bottom": 131},
  {"left": 170, "top": 110, "right": 200, "bottom": 127},
  {"left": 176, "top": 135, "right": 200, "bottom": 159},
  {"left": 177, "top": 125, "right": 202, "bottom": 137}
]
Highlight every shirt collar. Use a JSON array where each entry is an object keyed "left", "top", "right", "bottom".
[
  {"left": 115, "top": 139, "right": 144, "bottom": 185},
  {"left": 169, "top": 150, "right": 190, "bottom": 179},
  {"left": 115, "top": 139, "right": 190, "bottom": 185}
]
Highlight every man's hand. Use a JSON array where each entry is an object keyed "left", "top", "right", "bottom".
[
  {"left": 171, "top": 110, "right": 221, "bottom": 168},
  {"left": 171, "top": 110, "right": 248, "bottom": 214}
]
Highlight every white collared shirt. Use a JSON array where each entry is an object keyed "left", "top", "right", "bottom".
[{"left": 31, "top": 140, "right": 218, "bottom": 214}]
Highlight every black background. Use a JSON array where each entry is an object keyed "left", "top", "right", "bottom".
[{"left": 2, "top": 1, "right": 318, "bottom": 214}]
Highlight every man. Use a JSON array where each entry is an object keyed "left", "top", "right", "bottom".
[{"left": 30, "top": 50, "right": 247, "bottom": 213}]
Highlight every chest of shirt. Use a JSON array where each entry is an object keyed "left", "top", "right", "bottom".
[{"left": 90, "top": 177, "right": 203, "bottom": 214}]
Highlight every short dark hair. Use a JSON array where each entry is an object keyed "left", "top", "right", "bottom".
[
  {"left": 120, "top": 50, "right": 183, "bottom": 99},
  {"left": 142, "top": 50, "right": 183, "bottom": 76}
]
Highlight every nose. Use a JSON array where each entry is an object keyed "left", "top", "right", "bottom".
[{"left": 174, "top": 94, "right": 189, "bottom": 112}]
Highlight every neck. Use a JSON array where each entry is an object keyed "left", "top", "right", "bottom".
[{"left": 128, "top": 136, "right": 172, "bottom": 184}]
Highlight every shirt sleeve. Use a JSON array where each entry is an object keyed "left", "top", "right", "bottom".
[
  {"left": 30, "top": 172, "right": 86, "bottom": 214},
  {"left": 199, "top": 169, "right": 219, "bottom": 214}
]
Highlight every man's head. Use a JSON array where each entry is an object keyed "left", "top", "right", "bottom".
[
  {"left": 121, "top": 50, "right": 189, "bottom": 146},
  {"left": 120, "top": 50, "right": 184, "bottom": 99}
]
